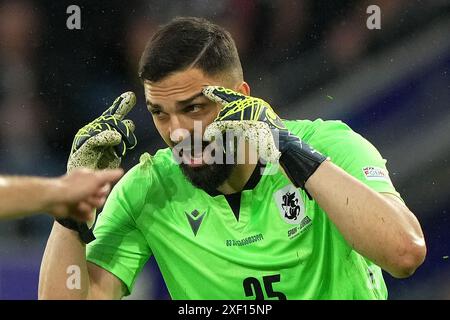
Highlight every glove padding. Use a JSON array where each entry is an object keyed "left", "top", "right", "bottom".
[
  {"left": 202, "top": 86, "right": 285, "bottom": 162},
  {"left": 202, "top": 86, "right": 327, "bottom": 191},
  {"left": 59, "top": 92, "right": 137, "bottom": 243},
  {"left": 67, "top": 92, "right": 137, "bottom": 172}
]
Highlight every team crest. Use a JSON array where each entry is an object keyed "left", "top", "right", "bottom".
[{"left": 274, "top": 185, "right": 306, "bottom": 225}]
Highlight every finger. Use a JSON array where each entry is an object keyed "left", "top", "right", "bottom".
[
  {"left": 202, "top": 86, "right": 246, "bottom": 106},
  {"left": 122, "top": 119, "right": 135, "bottom": 133},
  {"left": 112, "top": 92, "right": 136, "bottom": 120},
  {"left": 264, "top": 107, "right": 286, "bottom": 130},
  {"left": 68, "top": 167, "right": 91, "bottom": 175},
  {"left": 95, "top": 169, "right": 124, "bottom": 185},
  {"left": 102, "top": 95, "right": 124, "bottom": 116},
  {"left": 95, "top": 117, "right": 133, "bottom": 135},
  {"left": 92, "top": 185, "right": 110, "bottom": 200},
  {"left": 86, "top": 195, "right": 107, "bottom": 209},
  {"left": 77, "top": 201, "right": 94, "bottom": 218},
  {"left": 95, "top": 196, "right": 107, "bottom": 208},
  {"left": 203, "top": 120, "right": 250, "bottom": 141},
  {"left": 73, "top": 133, "right": 93, "bottom": 151},
  {"left": 121, "top": 119, "right": 137, "bottom": 149},
  {"left": 85, "top": 130, "right": 122, "bottom": 149},
  {"left": 100, "top": 118, "right": 136, "bottom": 148},
  {"left": 95, "top": 183, "right": 111, "bottom": 197}
]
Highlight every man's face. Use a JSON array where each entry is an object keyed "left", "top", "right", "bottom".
[{"left": 144, "top": 68, "right": 245, "bottom": 194}]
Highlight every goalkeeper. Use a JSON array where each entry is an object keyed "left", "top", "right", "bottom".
[{"left": 39, "top": 17, "right": 426, "bottom": 300}]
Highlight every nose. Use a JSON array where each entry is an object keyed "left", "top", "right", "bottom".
[{"left": 169, "top": 115, "right": 191, "bottom": 144}]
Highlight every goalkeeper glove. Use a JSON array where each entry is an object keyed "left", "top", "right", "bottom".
[
  {"left": 67, "top": 92, "right": 137, "bottom": 171},
  {"left": 58, "top": 92, "right": 137, "bottom": 243},
  {"left": 202, "top": 86, "right": 327, "bottom": 191}
]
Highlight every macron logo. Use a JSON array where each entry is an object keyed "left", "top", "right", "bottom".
[{"left": 185, "top": 210, "right": 206, "bottom": 236}]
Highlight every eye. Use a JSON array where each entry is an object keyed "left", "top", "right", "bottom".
[
  {"left": 185, "top": 104, "right": 203, "bottom": 113},
  {"left": 150, "top": 109, "right": 168, "bottom": 120}
]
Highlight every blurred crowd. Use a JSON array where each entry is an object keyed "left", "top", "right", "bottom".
[
  {"left": 0, "top": 0, "right": 448, "bottom": 299},
  {"left": 1, "top": 0, "right": 446, "bottom": 174}
]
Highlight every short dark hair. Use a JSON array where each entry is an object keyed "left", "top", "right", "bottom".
[{"left": 138, "top": 17, "right": 243, "bottom": 83}]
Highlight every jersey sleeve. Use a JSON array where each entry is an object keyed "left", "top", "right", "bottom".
[
  {"left": 288, "top": 119, "right": 402, "bottom": 200},
  {"left": 86, "top": 157, "right": 153, "bottom": 295}
]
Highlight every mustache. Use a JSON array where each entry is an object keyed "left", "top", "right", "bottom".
[
  {"left": 171, "top": 132, "right": 229, "bottom": 151},
  {"left": 172, "top": 139, "right": 214, "bottom": 157}
]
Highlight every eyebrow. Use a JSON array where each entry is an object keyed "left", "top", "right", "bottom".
[{"left": 146, "top": 92, "right": 205, "bottom": 110}]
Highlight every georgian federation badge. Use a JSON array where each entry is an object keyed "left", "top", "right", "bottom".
[{"left": 274, "top": 184, "right": 306, "bottom": 225}]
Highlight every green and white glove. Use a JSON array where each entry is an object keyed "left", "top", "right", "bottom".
[
  {"left": 59, "top": 92, "right": 137, "bottom": 243},
  {"left": 67, "top": 92, "right": 137, "bottom": 172}
]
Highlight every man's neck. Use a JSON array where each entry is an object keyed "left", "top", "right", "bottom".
[{"left": 217, "top": 162, "right": 257, "bottom": 195}]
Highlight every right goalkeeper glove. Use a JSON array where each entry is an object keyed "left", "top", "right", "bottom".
[
  {"left": 58, "top": 92, "right": 137, "bottom": 243},
  {"left": 202, "top": 86, "right": 327, "bottom": 192}
]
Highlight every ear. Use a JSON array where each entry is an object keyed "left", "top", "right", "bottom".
[{"left": 235, "top": 81, "right": 250, "bottom": 96}]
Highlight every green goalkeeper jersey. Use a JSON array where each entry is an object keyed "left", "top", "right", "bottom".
[{"left": 87, "top": 119, "right": 401, "bottom": 300}]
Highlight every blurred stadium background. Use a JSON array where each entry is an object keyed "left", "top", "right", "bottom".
[{"left": 0, "top": 0, "right": 448, "bottom": 299}]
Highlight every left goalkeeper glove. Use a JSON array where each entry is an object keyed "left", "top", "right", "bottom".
[
  {"left": 202, "top": 86, "right": 327, "bottom": 191},
  {"left": 67, "top": 92, "right": 137, "bottom": 172},
  {"left": 59, "top": 92, "right": 137, "bottom": 243}
]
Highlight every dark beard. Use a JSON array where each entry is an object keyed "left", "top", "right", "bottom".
[
  {"left": 177, "top": 134, "right": 239, "bottom": 194},
  {"left": 180, "top": 162, "right": 236, "bottom": 195}
]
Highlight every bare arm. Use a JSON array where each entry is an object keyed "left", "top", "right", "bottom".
[
  {"left": 0, "top": 168, "right": 123, "bottom": 220},
  {"left": 39, "top": 221, "right": 126, "bottom": 299},
  {"left": 0, "top": 175, "right": 62, "bottom": 219},
  {"left": 305, "top": 160, "right": 426, "bottom": 278},
  {"left": 36, "top": 169, "right": 126, "bottom": 299}
]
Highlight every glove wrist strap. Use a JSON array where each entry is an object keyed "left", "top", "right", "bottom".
[
  {"left": 279, "top": 141, "right": 327, "bottom": 191},
  {"left": 56, "top": 218, "right": 96, "bottom": 244}
]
